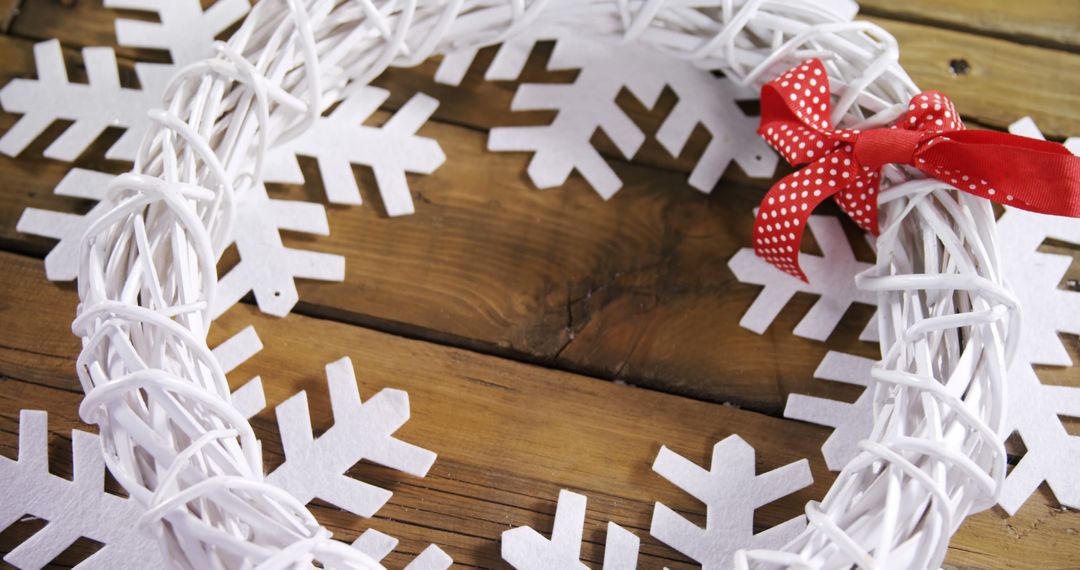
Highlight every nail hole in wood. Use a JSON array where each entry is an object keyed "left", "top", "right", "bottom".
[{"left": 948, "top": 58, "right": 971, "bottom": 77}]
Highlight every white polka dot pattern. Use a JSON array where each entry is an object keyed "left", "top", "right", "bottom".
[{"left": 754, "top": 59, "right": 965, "bottom": 281}]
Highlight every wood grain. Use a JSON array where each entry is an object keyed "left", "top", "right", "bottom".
[
  {"left": 2, "top": 2, "right": 1080, "bottom": 568},
  {"left": 8, "top": 0, "right": 1080, "bottom": 139},
  {"left": 864, "top": 16, "right": 1080, "bottom": 138},
  {"left": 0, "top": 0, "right": 18, "bottom": 33},
  {"left": 0, "top": 250, "right": 1077, "bottom": 569},
  {"left": 1, "top": 13, "right": 1078, "bottom": 412},
  {"left": 859, "top": 0, "right": 1080, "bottom": 51},
  {"left": 0, "top": 31, "right": 885, "bottom": 414}
]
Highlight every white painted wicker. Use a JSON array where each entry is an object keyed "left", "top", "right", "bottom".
[{"left": 72, "top": 1, "right": 1013, "bottom": 568}]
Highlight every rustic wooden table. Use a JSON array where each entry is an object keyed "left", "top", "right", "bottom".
[{"left": 1, "top": 1, "right": 1078, "bottom": 568}]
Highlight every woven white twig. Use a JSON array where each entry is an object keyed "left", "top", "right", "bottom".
[{"left": 71, "top": 1, "right": 1013, "bottom": 568}]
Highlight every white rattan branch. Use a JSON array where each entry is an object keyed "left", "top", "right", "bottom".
[{"left": 72, "top": 1, "right": 1013, "bottom": 568}]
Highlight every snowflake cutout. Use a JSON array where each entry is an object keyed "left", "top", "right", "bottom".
[
  {"left": 0, "top": 0, "right": 246, "bottom": 162},
  {"left": 728, "top": 215, "right": 876, "bottom": 340},
  {"left": 265, "top": 357, "right": 438, "bottom": 518},
  {"left": 211, "top": 183, "right": 345, "bottom": 318},
  {"left": 784, "top": 351, "right": 876, "bottom": 471},
  {"left": 502, "top": 490, "right": 640, "bottom": 569},
  {"left": 106, "top": 0, "right": 251, "bottom": 66},
  {"left": 650, "top": 435, "right": 812, "bottom": 569},
  {"left": 263, "top": 87, "right": 445, "bottom": 216},
  {"left": 15, "top": 168, "right": 114, "bottom": 281},
  {"left": 2, "top": 344, "right": 447, "bottom": 567},
  {"left": 436, "top": 22, "right": 776, "bottom": 199},
  {"left": 993, "top": 121, "right": 1080, "bottom": 512},
  {"left": 0, "top": 40, "right": 173, "bottom": 162},
  {"left": 785, "top": 208, "right": 1080, "bottom": 513},
  {"left": 0, "top": 329, "right": 261, "bottom": 570},
  {"left": 780, "top": 119, "right": 1080, "bottom": 514},
  {"left": 212, "top": 325, "right": 269, "bottom": 418},
  {"left": 0, "top": 411, "right": 164, "bottom": 570},
  {"left": 15, "top": 168, "right": 344, "bottom": 318},
  {"left": 3, "top": 0, "right": 444, "bottom": 219},
  {"left": 351, "top": 528, "right": 452, "bottom": 569}
]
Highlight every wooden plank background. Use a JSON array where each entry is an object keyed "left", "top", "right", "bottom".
[{"left": 0, "top": 1, "right": 1078, "bottom": 568}]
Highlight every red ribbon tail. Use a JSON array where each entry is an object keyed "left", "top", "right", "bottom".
[
  {"left": 753, "top": 157, "right": 846, "bottom": 281},
  {"left": 921, "top": 130, "right": 1080, "bottom": 217}
]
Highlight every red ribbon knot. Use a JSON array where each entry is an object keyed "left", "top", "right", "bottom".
[
  {"left": 854, "top": 128, "right": 925, "bottom": 168},
  {"left": 753, "top": 58, "right": 1080, "bottom": 281}
]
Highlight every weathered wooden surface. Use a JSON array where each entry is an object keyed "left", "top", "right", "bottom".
[
  {"left": 0, "top": 0, "right": 17, "bottom": 32},
  {"left": 859, "top": 0, "right": 1080, "bottom": 51},
  {"left": 8, "top": 0, "right": 1080, "bottom": 141},
  {"left": 1, "top": 251, "right": 1077, "bottom": 569},
  {"left": 3, "top": 6, "right": 1080, "bottom": 411},
  {"left": 0, "top": 30, "right": 880, "bottom": 414},
  {"left": 1, "top": 1, "right": 1080, "bottom": 568}
]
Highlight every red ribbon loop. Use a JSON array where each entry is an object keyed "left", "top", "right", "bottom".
[{"left": 753, "top": 58, "right": 1080, "bottom": 281}]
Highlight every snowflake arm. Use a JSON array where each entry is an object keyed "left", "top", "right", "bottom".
[
  {"left": 1000, "top": 364, "right": 1080, "bottom": 515},
  {"left": 1, "top": 343, "right": 442, "bottom": 568},
  {"left": 352, "top": 528, "right": 453, "bottom": 570},
  {"left": 486, "top": 30, "right": 667, "bottom": 199},
  {"left": 653, "top": 67, "right": 777, "bottom": 192},
  {"left": 784, "top": 351, "right": 876, "bottom": 470},
  {"left": 502, "top": 489, "right": 640, "bottom": 569},
  {"left": 0, "top": 41, "right": 167, "bottom": 161},
  {"left": 0, "top": 411, "right": 165, "bottom": 570},
  {"left": 996, "top": 209, "right": 1080, "bottom": 366},
  {"left": 16, "top": 169, "right": 115, "bottom": 280},
  {"left": 105, "top": 0, "right": 251, "bottom": 66},
  {"left": 211, "top": 184, "right": 344, "bottom": 318},
  {"left": 650, "top": 435, "right": 812, "bottom": 569},
  {"left": 210, "top": 325, "right": 267, "bottom": 419},
  {"left": 265, "top": 357, "right": 437, "bottom": 518},
  {"left": 728, "top": 215, "right": 875, "bottom": 340},
  {"left": 441, "top": 24, "right": 774, "bottom": 197},
  {"left": 263, "top": 87, "right": 445, "bottom": 216},
  {"left": 433, "top": 23, "right": 571, "bottom": 85},
  {"left": 18, "top": 171, "right": 340, "bottom": 318}
]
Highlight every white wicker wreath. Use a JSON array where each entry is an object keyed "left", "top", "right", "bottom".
[{"left": 72, "top": 1, "right": 1014, "bottom": 568}]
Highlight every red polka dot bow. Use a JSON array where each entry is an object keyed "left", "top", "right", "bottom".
[{"left": 754, "top": 58, "right": 1080, "bottom": 281}]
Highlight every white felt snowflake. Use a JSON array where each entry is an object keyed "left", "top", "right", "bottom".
[
  {"left": 265, "top": 357, "right": 438, "bottom": 518},
  {"left": 106, "top": 0, "right": 251, "bottom": 66},
  {"left": 2, "top": 0, "right": 444, "bottom": 219},
  {"left": 352, "top": 528, "right": 452, "bottom": 569},
  {"left": 785, "top": 209, "right": 1080, "bottom": 513},
  {"left": 15, "top": 169, "right": 114, "bottom": 281},
  {"left": 436, "top": 21, "right": 776, "bottom": 199},
  {"left": 0, "top": 410, "right": 163, "bottom": 570},
  {"left": 0, "top": 328, "right": 261, "bottom": 570},
  {"left": 0, "top": 41, "right": 165, "bottom": 161},
  {"left": 783, "top": 351, "right": 876, "bottom": 471},
  {"left": 781, "top": 120, "right": 1080, "bottom": 514},
  {"left": 2, "top": 340, "right": 448, "bottom": 568},
  {"left": 993, "top": 207, "right": 1080, "bottom": 513},
  {"left": 0, "top": 0, "right": 247, "bottom": 162},
  {"left": 502, "top": 489, "right": 640, "bottom": 569},
  {"left": 211, "top": 325, "right": 269, "bottom": 418},
  {"left": 728, "top": 215, "right": 876, "bottom": 340},
  {"left": 650, "top": 435, "right": 812, "bottom": 569},
  {"left": 263, "top": 87, "right": 445, "bottom": 215},
  {"left": 15, "top": 168, "right": 344, "bottom": 318},
  {"left": 211, "top": 183, "right": 345, "bottom": 318}
]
